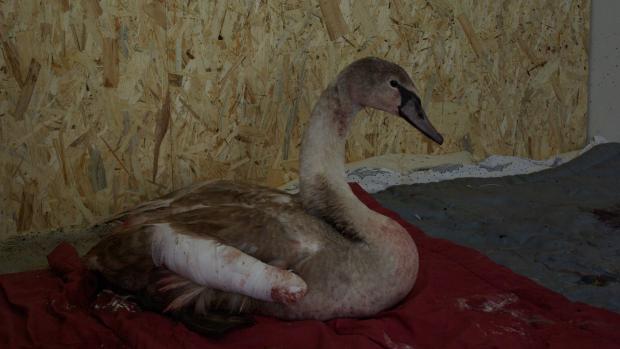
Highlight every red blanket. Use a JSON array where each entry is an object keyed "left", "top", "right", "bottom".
[{"left": 1, "top": 184, "right": 619, "bottom": 348}]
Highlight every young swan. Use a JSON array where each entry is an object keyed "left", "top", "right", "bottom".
[{"left": 84, "top": 57, "right": 443, "bottom": 334}]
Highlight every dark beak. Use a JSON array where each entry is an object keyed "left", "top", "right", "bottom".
[{"left": 395, "top": 85, "right": 443, "bottom": 145}]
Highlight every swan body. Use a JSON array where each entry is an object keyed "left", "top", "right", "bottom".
[{"left": 84, "top": 57, "right": 443, "bottom": 332}]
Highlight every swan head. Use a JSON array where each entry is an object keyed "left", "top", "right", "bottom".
[{"left": 338, "top": 57, "right": 443, "bottom": 145}]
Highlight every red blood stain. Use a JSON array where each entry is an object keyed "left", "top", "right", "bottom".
[
  {"left": 222, "top": 249, "right": 242, "bottom": 263},
  {"left": 271, "top": 287, "right": 305, "bottom": 304}
]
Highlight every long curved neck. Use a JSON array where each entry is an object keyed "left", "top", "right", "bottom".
[{"left": 299, "top": 83, "right": 382, "bottom": 242}]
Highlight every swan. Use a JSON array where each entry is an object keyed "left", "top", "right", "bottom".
[{"left": 84, "top": 57, "right": 444, "bottom": 334}]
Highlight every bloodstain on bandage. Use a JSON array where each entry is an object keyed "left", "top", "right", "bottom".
[{"left": 271, "top": 286, "right": 306, "bottom": 304}]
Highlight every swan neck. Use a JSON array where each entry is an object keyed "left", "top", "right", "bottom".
[
  {"left": 299, "top": 83, "right": 356, "bottom": 197},
  {"left": 298, "top": 83, "right": 378, "bottom": 240}
]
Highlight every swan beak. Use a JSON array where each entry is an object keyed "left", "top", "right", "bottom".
[{"left": 397, "top": 88, "right": 444, "bottom": 145}]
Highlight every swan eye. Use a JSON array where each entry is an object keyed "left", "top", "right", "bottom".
[{"left": 389, "top": 80, "right": 399, "bottom": 88}]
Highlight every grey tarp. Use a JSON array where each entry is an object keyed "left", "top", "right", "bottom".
[{"left": 373, "top": 143, "right": 620, "bottom": 312}]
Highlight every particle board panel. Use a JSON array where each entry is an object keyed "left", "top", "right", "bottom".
[{"left": 0, "top": 0, "right": 590, "bottom": 235}]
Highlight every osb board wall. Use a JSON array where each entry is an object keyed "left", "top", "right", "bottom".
[{"left": 0, "top": 0, "right": 590, "bottom": 235}]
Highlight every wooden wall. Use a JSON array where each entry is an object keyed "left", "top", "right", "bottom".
[{"left": 0, "top": 0, "right": 590, "bottom": 235}]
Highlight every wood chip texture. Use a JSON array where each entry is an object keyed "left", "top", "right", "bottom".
[{"left": 0, "top": 0, "right": 590, "bottom": 235}]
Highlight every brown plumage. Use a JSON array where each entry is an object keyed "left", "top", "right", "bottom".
[{"left": 84, "top": 57, "right": 444, "bottom": 335}]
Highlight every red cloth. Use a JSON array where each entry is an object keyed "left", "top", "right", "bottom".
[{"left": 1, "top": 184, "right": 619, "bottom": 348}]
